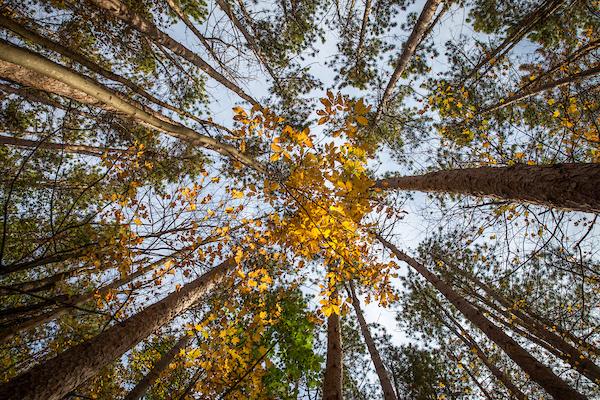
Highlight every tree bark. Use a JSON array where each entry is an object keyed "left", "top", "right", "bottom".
[
  {"left": 322, "top": 307, "right": 343, "bottom": 399},
  {"left": 375, "top": 0, "right": 442, "bottom": 119},
  {"left": 0, "top": 39, "right": 265, "bottom": 173},
  {"left": 215, "top": 0, "right": 281, "bottom": 90},
  {"left": 376, "top": 234, "right": 587, "bottom": 400},
  {"left": 0, "top": 134, "right": 122, "bottom": 157},
  {"left": 0, "top": 258, "right": 234, "bottom": 400},
  {"left": 431, "top": 301, "right": 528, "bottom": 400},
  {"left": 85, "top": 0, "right": 259, "bottom": 107},
  {"left": 347, "top": 282, "right": 397, "bottom": 400},
  {"left": 124, "top": 334, "right": 191, "bottom": 400},
  {"left": 480, "top": 64, "right": 600, "bottom": 115},
  {"left": 374, "top": 163, "right": 600, "bottom": 213},
  {"left": 0, "top": 13, "right": 229, "bottom": 133},
  {"left": 0, "top": 237, "right": 216, "bottom": 342},
  {"left": 464, "top": 0, "right": 566, "bottom": 83}
]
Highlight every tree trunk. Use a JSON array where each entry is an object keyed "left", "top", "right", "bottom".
[
  {"left": 354, "top": 0, "right": 371, "bottom": 65},
  {"left": 124, "top": 335, "right": 191, "bottom": 400},
  {"left": 0, "top": 40, "right": 265, "bottom": 174},
  {"left": 376, "top": 234, "right": 587, "bottom": 400},
  {"left": 375, "top": 0, "right": 442, "bottom": 119},
  {"left": 431, "top": 300, "right": 528, "bottom": 400},
  {"left": 464, "top": 0, "right": 566, "bottom": 83},
  {"left": 374, "top": 163, "right": 600, "bottom": 213},
  {"left": 481, "top": 64, "right": 600, "bottom": 115},
  {"left": 347, "top": 282, "right": 397, "bottom": 400},
  {"left": 459, "top": 278, "right": 600, "bottom": 385},
  {"left": 0, "top": 239, "right": 212, "bottom": 342},
  {"left": 322, "top": 307, "right": 343, "bottom": 399},
  {"left": 0, "top": 258, "right": 234, "bottom": 400},
  {"left": 216, "top": 0, "right": 281, "bottom": 90},
  {"left": 0, "top": 14, "right": 228, "bottom": 132},
  {"left": 85, "top": 0, "right": 259, "bottom": 107},
  {"left": 0, "top": 134, "right": 122, "bottom": 157}
]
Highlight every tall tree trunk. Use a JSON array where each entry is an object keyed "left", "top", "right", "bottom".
[
  {"left": 0, "top": 235, "right": 219, "bottom": 342},
  {"left": 375, "top": 0, "right": 442, "bottom": 119},
  {"left": 164, "top": 0, "right": 232, "bottom": 76},
  {"left": 0, "top": 134, "right": 122, "bottom": 157},
  {"left": 347, "top": 282, "right": 397, "bottom": 400},
  {"left": 354, "top": 0, "right": 372, "bottom": 65},
  {"left": 124, "top": 335, "right": 191, "bottom": 400},
  {"left": 374, "top": 163, "right": 600, "bottom": 213},
  {"left": 0, "top": 258, "right": 234, "bottom": 400},
  {"left": 457, "top": 277, "right": 600, "bottom": 385},
  {"left": 430, "top": 300, "right": 528, "bottom": 400},
  {"left": 464, "top": 0, "right": 566, "bottom": 83},
  {"left": 444, "top": 348, "right": 494, "bottom": 400},
  {"left": 0, "top": 40, "right": 264, "bottom": 173},
  {"left": 376, "top": 234, "right": 587, "bottom": 400},
  {"left": 323, "top": 289, "right": 343, "bottom": 400},
  {"left": 85, "top": 0, "right": 259, "bottom": 107},
  {"left": 480, "top": 64, "right": 600, "bottom": 115},
  {"left": 0, "top": 13, "right": 228, "bottom": 132}
]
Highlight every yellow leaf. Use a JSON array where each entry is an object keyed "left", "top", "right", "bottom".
[
  {"left": 356, "top": 116, "right": 368, "bottom": 126},
  {"left": 133, "top": 218, "right": 142, "bottom": 226},
  {"left": 271, "top": 143, "right": 282, "bottom": 152},
  {"left": 231, "top": 190, "right": 244, "bottom": 199}
]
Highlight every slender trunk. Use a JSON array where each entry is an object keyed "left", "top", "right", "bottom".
[
  {"left": 0, "top": 241, "right": 208, "bottom": 342},
  {"left": 85, "top": 0, "right": 259, "bottom": 107},
  {"left": 0, "top": 14, "right": 228, "bottom": 132},
  {"left": 0, "top": 265, "right": 92, "bottom": 295},
  {"left": 164, "top": 0, "right": 232, "bottom": 76},
  {"left": 431, "top": 302, "right": 528, "bottom": 400},
  {"left": 177, "top": 367, "right": 203, "bottom": 400},
  {"left": 481, "top": 64, "right": 600, "bottom": 115},
  {"left": 216, "top": 0, "right": 282, "bottom": 90},
  {"left": 375, "top": 0, "right": 442, "bottom": 119},
  {"left": 347, "top": 282, "right": 397, "bottom": 400},
  {"left": 0, "top": 40, "right": 265, "bottom": 173},
  {"left": 376, "top": 234, "right": 587, "bottom": 400},
  {"left": 323, "top": 311, "right": 343, "bottom": 400},
  {"left": 1, "top": 243, "right": 97, "bottom": 276},
  {"left": 460, "top": 280, "right": 600, "bottom": 385},
  {"left": 464, "top": 0, "right": 566, "bottom": 83},
  {"left": 374, "top": 163, "right": 600, "bottom": 213},
  {"left": 0, "top": 258, "right": 233, "bottom": 400},
  {"left": 124, "top": 335, "right": 191, "bottom": 400},
  {"left": 0, "top": 134, "right": 122, "bottom": 157},
  {"left": 354, "top": 0, "right": 372, "bottom": 65},
  {"left": 447, "top": 258, "right": 600, "bottom": 367},
  {"left": 444, "top": 348, "right": 493, "bottom": 400}
]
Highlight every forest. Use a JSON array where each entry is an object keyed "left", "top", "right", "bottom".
[{"left": 0, "top": 0, "right": 598, "bottom": 399}]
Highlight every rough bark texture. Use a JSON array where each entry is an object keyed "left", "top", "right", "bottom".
[
  {"left": 376, "top": 234, "right": 587, "bottom": 400},
  {"left": 124, "top": 335, "right": 191, "bottom": 400},
  {"left": 322, "top": 311, "right": 343, "bottom": 400},
  {"left": 374, "top": 163, "right": 600, "bottom": 213},
  {"left": 0, "top": 40, "right": 265, "bottom": 173},
  {"left": 0, "top": 258, "right": 234, "bottom": 400},
  {"left": 86, "top": 0, "right": 259, "bottom": 106},
  {"left": 348, "top": 282, "right": 397, "bottom": 400},
  {"left": 375, "top": 0, "right": 442, "bottom": 119}
]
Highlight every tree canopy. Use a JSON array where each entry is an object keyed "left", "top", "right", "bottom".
[{"left": 0, "top": 0, "right": 599, "bottom": 399}]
